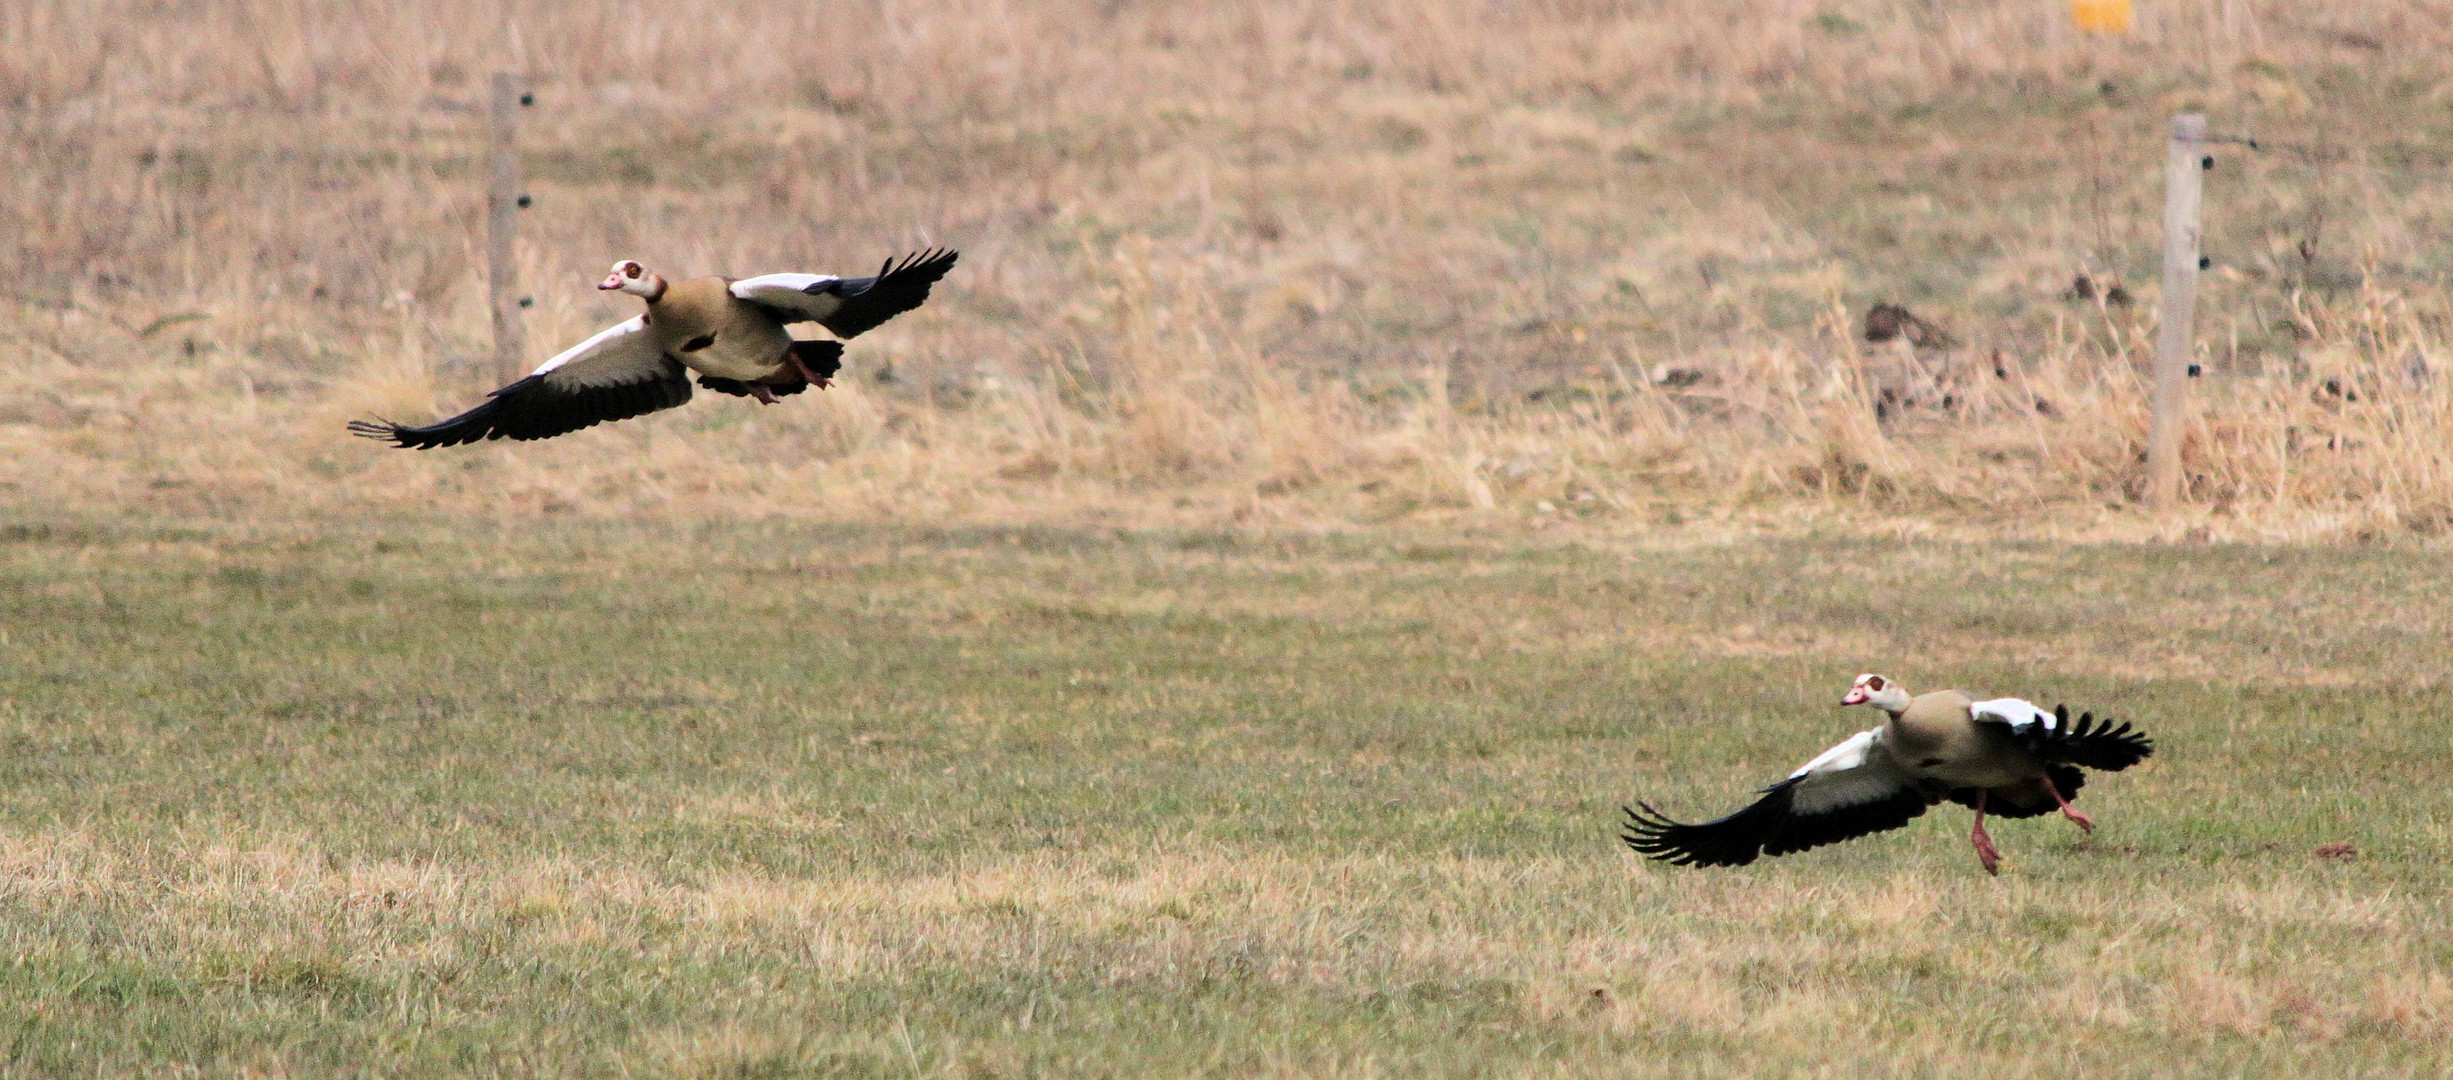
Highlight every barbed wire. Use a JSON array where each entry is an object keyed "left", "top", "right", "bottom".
[
  {"left": 2206, "top": 131, "right": 2453, "bottom": 183},
  {"left": 2179, "top": 129, "right": 2453, "bottom": 292}
]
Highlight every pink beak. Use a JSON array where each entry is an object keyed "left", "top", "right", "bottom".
[
  {"left": 598, "top": 273, "right": 625, "bottom": 290},
  {"left": 1840, "top": 687, "right": 1868, "bottom": 706}
]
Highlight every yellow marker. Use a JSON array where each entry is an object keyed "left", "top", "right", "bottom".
[{"left": 2073, "top": 0, "right": 2134, "bottom": 34}]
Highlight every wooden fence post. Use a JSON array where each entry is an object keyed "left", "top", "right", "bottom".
[
  {"left": 486, "top": 72, "right": 530, "bottom": 384},
  {"left": 2146, "top": 113, "right": 2206, "bottom": 510}
]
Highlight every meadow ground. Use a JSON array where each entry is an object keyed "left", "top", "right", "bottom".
[{"left": 3, "top": 514, "right": 2450, "bottom": 1077}]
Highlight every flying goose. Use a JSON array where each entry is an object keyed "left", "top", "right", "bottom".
[
  {"left": 1622, "top": 674, "right": 2153, "bottom": 875},
  {"left": 349, "top": 249, "right": 958, "bottom": 448}
]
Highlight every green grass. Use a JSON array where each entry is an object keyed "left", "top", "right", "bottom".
[{"left": 1, "top": 517, "right": 2450, "bottom": 1076}]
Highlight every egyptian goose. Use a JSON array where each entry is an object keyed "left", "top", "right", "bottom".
[
  {"left": 349, "top": 249, "right": 958, "bottom": 448},
  {"left": 1622, "top": 673, "right": 2153, "bottom": 875}
]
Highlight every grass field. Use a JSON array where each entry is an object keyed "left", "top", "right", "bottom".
[{"left": 3, "top": 516, "right": 2449, "bottom": 1076}]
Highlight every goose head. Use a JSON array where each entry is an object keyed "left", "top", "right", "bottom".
[
  {"left": 599, "top": 259, "right": 668, "bottom": 300},
  {"left": 1839, "top": 673, "right": 1910, "bottom": 714}
]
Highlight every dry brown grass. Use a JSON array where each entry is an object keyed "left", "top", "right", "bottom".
[
  {"left": 5, "top": 0, "right": 2452, "bottom": 539},
  {"left": 12, "top": 834, "right": 2453, "bottom": 1073}
]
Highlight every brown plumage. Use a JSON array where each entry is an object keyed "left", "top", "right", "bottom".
[
  {"left": 349, "top": 250, "right": 956, "bottom": 448},
  {"left": 1622, "top": 673, "right": 2153, "bottom": 875}
]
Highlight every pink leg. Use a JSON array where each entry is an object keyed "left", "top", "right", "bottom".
[
  {"left": 787, "top": 353, "right": 833, "bottom": 389},
  {"left": 747, "top": 383, "right": 779, "bottom": 405},
  {"left": 2043, "top": 773, "right": 2094, "bottom": 833},
  {"left": 1969, "top": 790, "right": 2002, "bottom": 876}
]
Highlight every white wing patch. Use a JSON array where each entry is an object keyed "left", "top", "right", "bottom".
[
  {"left": 1969, "top": 698, "right": 2058, "bottom": 733},
  {"left": 1783, "top": 728, "right": 1912, "bottom": 816},
  {"left": 530, "top": 316, "right": 647, "bottom": 376},
  {"left": 1790, "top": 728, "right": 1879, "bottom": 779},
  {"left": 730, "top": 273, "right": 840, "bottom": 298}
]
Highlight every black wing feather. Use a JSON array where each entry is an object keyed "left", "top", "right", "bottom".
[
  {"left": 695, "top": 376, "right": 808, "bottom": 398},
  {"left": 1764, "top": 783, "right": 1934, "bottom": 855},
  {"left": 808, "top": 248, "right": 958, "bottom": 338},
  {"left": 2020, "top": 706, "right": 2156, "bottom": 772},
  {"left": 347, "top": 358, "right": 692, "bottom": 449},
  {"left": 1622, "top": 789, "right": 1795, "bottom": 868},
  {"left": 1622, "top": 776, "right": 1933, "bottom": 869}
]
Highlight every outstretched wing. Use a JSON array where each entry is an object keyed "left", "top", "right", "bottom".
[
  {"left": 1969, "top": 698, "right": 2155, "bottom": 772},
  {"left": 1622, "top": 729, "right": 1935, "bottom": 868},
  {"left": 348, "top": 317, "right": 691, "bottom": 448},
  {"left": 728, "top": 248, "right": 958, "bottom": 338}
]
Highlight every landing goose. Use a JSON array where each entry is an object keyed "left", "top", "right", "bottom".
[
  {"left": 1622, "top": 674, "right": 2153, "bottom": 875},
  {"left": 349, "top": 249, "right": 958, "bottom": 448}
]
